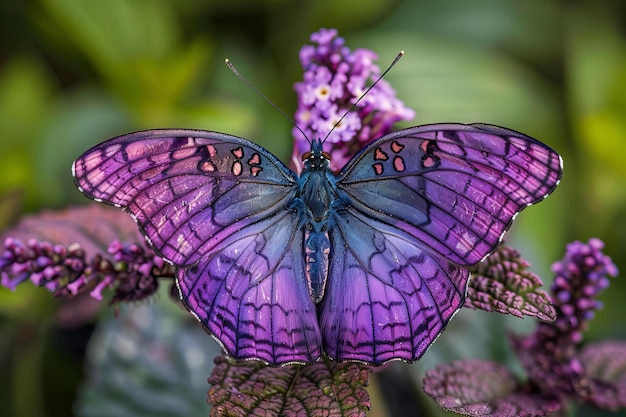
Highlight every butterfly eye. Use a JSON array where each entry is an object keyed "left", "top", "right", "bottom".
[
  {"left": 302, "top": 151, "right": 312, "bottom": 161},
  {"left": 322, "top": 151, "right": 331, "bottom": 160}
]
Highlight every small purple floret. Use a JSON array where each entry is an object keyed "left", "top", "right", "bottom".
[{"left": 291, "top": 28, "right": 415, "bottom": 173}]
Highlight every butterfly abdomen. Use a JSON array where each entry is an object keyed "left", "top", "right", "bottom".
[{"left": 305, "top": 232, "right": 331, "bottom": 303}]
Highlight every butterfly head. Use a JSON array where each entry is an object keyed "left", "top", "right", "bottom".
[{"left": 301, "top": 139, "right": 331, "bottom": 172}]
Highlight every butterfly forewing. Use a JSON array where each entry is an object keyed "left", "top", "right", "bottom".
[
  {"left": 336, "top": 123, "right": 562, "bottom": 266},
  {"left": 73, "top": 129, "right": 298, "bottom": 266}
]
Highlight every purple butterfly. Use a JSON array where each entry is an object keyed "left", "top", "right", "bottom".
[{"left": 72, "top": 123, "right": 562, "bottom": 365}]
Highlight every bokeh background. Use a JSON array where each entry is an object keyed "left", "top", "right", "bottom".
[{"left": 1, "top": 0, "right": 625, "bottom": 416}]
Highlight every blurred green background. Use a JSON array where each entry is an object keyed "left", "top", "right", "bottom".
[{"left": 1, "top": 0, "right": 625, "bottom": 416}]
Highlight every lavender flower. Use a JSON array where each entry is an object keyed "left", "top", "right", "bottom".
[
  {"left": 1, "top": 237, "right": 86, "bottom": 292},
  {"left": 550, "top": 238, "right": 615, "bottom": 340},
  {"left": 0, "top": 205, "right": 176, "bottom": 304},
  {"left": 511, "top": 238, "right": 618, "bottom": 401},
  {"left": 291, "top": 28, "right": 415, "bottom": 173},
  {"left": 1, "top": 236, "right": 174, "bottom": 303}
]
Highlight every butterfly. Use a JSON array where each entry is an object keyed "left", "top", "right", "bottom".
[{"left": 73, "top": 123, "right": 562, "bottom": 366}]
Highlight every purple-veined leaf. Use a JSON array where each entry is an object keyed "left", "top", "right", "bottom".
[
  {"left": 466, "top": 246, "right": 556, "bottom": 322},
  {"left": 208, "top": 356, "right": 370, "bottom": 417},
  {"left": 423, "top": 359, "right": 561, "bottom": 416},
  {"left": 579, "top": 341, "right": 626, "bottom": 410},
  {"left": 1, "top": 203, "right": 143, "bottom": 255}
]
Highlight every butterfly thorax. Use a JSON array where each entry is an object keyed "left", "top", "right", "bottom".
[
  {"left": 296, "top": 139, "right": 337, "bottom": 303},
  {"left": 298, "top": 140, "right": 337, "bottom": 224}
]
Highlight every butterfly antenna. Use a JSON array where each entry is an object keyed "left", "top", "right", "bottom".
[
  {"left": 225, "top": 59, "right": 311, "bottom": 143},
  {"left": 324, "top": 50, "right": 404, "bottom": 143}
]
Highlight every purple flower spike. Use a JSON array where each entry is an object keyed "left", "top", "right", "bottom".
[
  {"left": 549, "top": 239, "right": 616, "bottom": 339},
  {"left": 106, "top": 239, "right": 171, "bottom": 303},
  {"left": 291, "top": 28, "right": 415, "bottom": 173},
  {"left": 0, "top": 205, "right": 176, "bottom": 304},
  {"left": 0, "top": 236, "right": 85, "bottom": 291},
  {"left": 512, "top": 238, "right": 618, "bottom": 402}
]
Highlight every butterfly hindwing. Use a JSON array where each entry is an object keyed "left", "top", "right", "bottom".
[
  {"left": 336, "top": 123, "right": 562, "bottom": 266},
  {"left": 321, "top": 208, "right": 468, "bottom": 364},
  {"left": 177, "top": 209, "right": 321, "bottom": 364}
]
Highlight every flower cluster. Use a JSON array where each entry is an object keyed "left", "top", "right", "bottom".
[
  {"left": 1, "top": 237, "right": 85, "bottom": 292},
  {"left": 424, "top": 238, "right": 626, "bottom": 416},
  {"left": 1, "top": 236, "right": 175, "bottom": 304},
  {"left": 107, "top": 240, "right": 170, "bottom": 303},
  {"left": 291, "top": 28, "right": 415, "bottom": 173},
  {"left": 511, "top": 238, "right": 619, "bottom": 402},
  {"left": 550, "top": 238, "right": 615, "bottom": 342}
]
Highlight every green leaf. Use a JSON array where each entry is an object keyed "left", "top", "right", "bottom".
[
  {"left": 38, "top": 0, "right": 211, "bottom": 119},
  {"left": 465, "top": 245, "right": 556, "bottom": 322},
  {"left": 380, "top": 0, "right": 562, "bottom": 62},
  {"left": 208, "top": 356, "right": 371, "bottom": 417},
  {"left": 39, "top": 0, "right": 179, "bottom": 73},
  {"left": 568, "top": 7, "right": 626, "bottom": 179},
  {"left": 0, "top": 56, "right": 54, "bottom": 142},
  {"left": 75, "top": 302, "right": 222, "bottom": 417},
  {"left": 0, "top": 56, "right": 55, "bottom": 205},
  {"left": 355, "top": 31, "right": 562, "bottom": 139}
]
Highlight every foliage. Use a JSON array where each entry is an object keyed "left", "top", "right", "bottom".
[
  {"left": 425, "top": 239, "right": 625, "bottom": 416},
  {"left": 208, "top": 357, "right": 370, "bottom": 417},
  {"left": 465, "top": 245, "right": 556, "bottom": 322}
]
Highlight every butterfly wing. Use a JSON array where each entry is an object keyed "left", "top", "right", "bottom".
[
  {"left": 321, "top": 211, "right": 469, "bottom": 364},
  {"left": 73, "top": 129, "right": 297, "bottom": 266},
  {"left": 320, "top": 123, "right": 562, "bottom": 364},
  {"left": 178, "top": 209, "right": 321, "bottom": 364},
  {"left": 336, "top": 123, "right": 562, "bottom": 265},
  {"left": 73, "top": 129, "right": 321, "bottom": 364}
]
